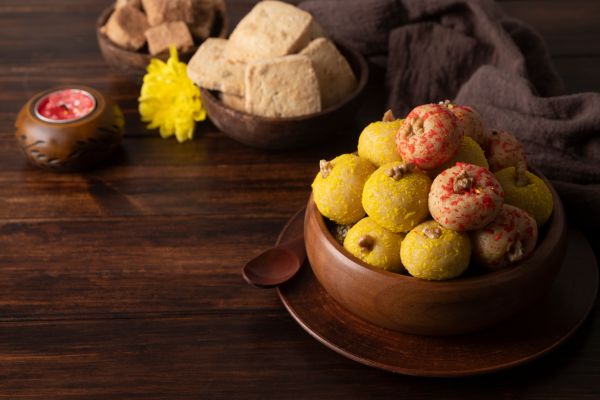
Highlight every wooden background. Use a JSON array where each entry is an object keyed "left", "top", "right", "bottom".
[{"left": 0, "top": 0, "right": 598, "bottom": 398}]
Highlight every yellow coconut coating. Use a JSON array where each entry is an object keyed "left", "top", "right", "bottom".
[
  {"left": 431, "top": 136, "right": 489, "bottom": 177},
  {"left": 312, "top": 154, "right": 376, "bottom": 225},
  {"left": 343, "top": 217, "right": 405, "bottom": 273},
  {"left": 362, "top": 162, "right": 432, "bottom": 233},
  {"left": 495, "top": 167, "right": 553, "bottom": 226},
  {"left": 357, "top": 120, "right": 404, "bottom": 167},
  {"left": 400, "top": 220, "right": 471, "bottom": 280}
]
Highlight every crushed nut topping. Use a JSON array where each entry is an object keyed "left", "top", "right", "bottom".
[
  {"left": 514, "top": 162, "right": 531, "bottom": 187},
  {"left": 507, "top": 240, "right": 524, "bottom": 262},
  {"left": 453, "top": 170, "right": 475, "bottom": 193},
  {"left": 319, "top": 159, "right": 333, "bottom": 178},
  {"left": 358, "top": 235, "right": 375, "bottom": 251},
  {"left": 382, "top": 109, "right": 395, "bottom": 122},
  {"left": 385, "top": 163, "right": 414, "bottom": 180},
  {"left": 438, "top": 99, "right": 454, "bottom": 109},
  {"left": 423, "top": 226, "right": 442, "bottom": 239},
  {"left": 398, "top": 117, "right": 424, "bottom": 138}
]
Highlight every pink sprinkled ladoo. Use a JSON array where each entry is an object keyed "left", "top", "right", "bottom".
[
  {"left": 486, "top": 130, "right": 527, "bottom": 172},
  {"left": 395, "top": 104, "right": 463, "bottom": 170},
  {"left": 471, "top": 204, "right": 538, "bottom": 270},
  {"left": 429, "top": 162, "right": 504, "bottom": 231},
  {"left": 439, "top": 100, "right": 488, "bottom": 149}
]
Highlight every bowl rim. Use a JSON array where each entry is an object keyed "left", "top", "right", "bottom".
[
  {"left": 308, "top": 167, "right": 566, "bottom": 289},
  {"left": 96, "top": 5, "right": 228, "bottom": 59},
  {"left": 199, "top": 40, "right": 370, "bottom": 122}
]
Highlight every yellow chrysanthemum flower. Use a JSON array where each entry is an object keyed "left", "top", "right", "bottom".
[{"left": 138, "top": 46, "right": 206, "bottom": 143}]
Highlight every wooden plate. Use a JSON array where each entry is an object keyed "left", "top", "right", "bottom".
[{"left": 277, "top": 209, "right": 598, "bottom": 377}]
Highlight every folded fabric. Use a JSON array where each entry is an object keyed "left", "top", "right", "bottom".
[{"left": 300, "top": 0, "right": 600, "bottom": 232}]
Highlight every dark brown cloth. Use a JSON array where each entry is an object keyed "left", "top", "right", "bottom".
[{"left": 300, "top": 0, "right": 600, "bottom": 231}]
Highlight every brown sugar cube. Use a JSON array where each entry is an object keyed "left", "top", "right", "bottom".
[
  {"left": 116, "top": 0, "right": 141, "bottom": 9},
  {"left": 145, "top": 21, "right": 194, "bottom": 56},
  {"left": 245, "top": 54, "right": 321, "bottom": 118},
  {"left": 103, "top": 5, "right": 149, "bottom": 51},
  {"left": 187, "top": 38, "right": 245, "bottom": 96},
  {"left": 224, "top": 1, "right": 313, "bottom": 63},
  {"left": 220, "top": 93, "right": 246, "bottom": 112},
  {"left": 141, "top": 0, "right": 194, "bottom": 26},
  {"left": 188, "top": 0, "right": 216, "bottom": 40},
  {"left": 300, "top": 38, "right": 357, "bottom": 109}
]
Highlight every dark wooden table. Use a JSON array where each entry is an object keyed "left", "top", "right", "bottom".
[{"left": 0, "top": 1, "right": 598, "bottom": 398}]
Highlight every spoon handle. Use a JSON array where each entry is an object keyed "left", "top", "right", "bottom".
[{"left": 279, "top": 236, "right": 306, "bottom": 261}]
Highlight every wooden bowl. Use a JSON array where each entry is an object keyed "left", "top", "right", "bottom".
[
  {"left": 304, "top": 170, "right": 567, "bottom": 336},
  {"left": 200, "top": 42, "right": 369, "bottom": 150},
  {"left": 96, "top": 5, "right": 228, "bottom": 74}
]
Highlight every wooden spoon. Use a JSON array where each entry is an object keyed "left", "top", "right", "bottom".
[{"left": 242, "top": 236, "right": 306, "bottom": 288}]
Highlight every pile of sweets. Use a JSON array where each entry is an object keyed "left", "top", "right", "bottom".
[
  {"left": 101, "top": 0, "right": 224, "bottom": 56},
  {"left": 312, "top": 102, "right": 553, "bottom": 281},
  {"left": 186, "top": 1, "right": 357, "bottom": 118}
]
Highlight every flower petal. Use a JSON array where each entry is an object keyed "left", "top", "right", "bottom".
[{"left": 138, "top": 47, "right": 205, "bottom": 143}]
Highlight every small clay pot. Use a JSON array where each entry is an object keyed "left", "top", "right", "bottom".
[{"left": 15, "top": 86, "right": 124, "bottom": 172}]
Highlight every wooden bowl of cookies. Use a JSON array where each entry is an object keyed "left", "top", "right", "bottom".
[
  {"left": 304, "top": 169, "right": 567, "bottom": 336},
  {"left": 96, "top": 1, "right": 228, "bottom": 74},
  {"left": 189, "top": 1, "right": 369, "bottom": 150},
  {"left": 200, "top": 41, "right": 369, "bottom": 150}
]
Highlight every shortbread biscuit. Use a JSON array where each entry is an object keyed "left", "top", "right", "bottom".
[
  {"left": 187, "top": 38, "right": 245, "bottom": 96},
  {"left": 220, "top": 93, "right": 246, "bottom": 112},
  {"left": 224, "top": 1, "right": 313, "bottom": 63},
  {"left": 245, "top": 55, "right": 321, "bottom": 118},
  {"left": 300, "top": 38, "right": 357, "bottom": 109}
]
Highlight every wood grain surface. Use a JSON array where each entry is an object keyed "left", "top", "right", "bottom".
[{"left": 0, "top": 1, "right": 598, "bottom": 399}]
